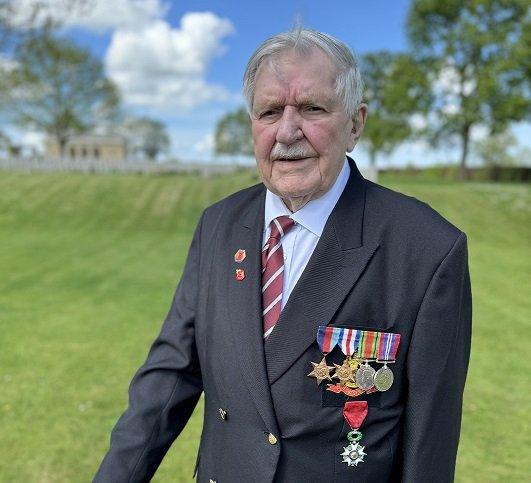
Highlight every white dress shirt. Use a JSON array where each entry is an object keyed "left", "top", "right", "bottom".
[{"left": 262, "top": 159, "right": 350, "bottom": 309}]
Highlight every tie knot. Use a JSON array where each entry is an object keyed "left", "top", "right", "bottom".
[{"left": 269, "top": 215, "right": 295, "bottom": 240}]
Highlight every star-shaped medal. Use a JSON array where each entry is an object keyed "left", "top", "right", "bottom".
[
  {"left": 341, "top": 442, "right": 366, "bottom": 466},
  {"left": 333, "top": 359, "right": 354, "bottom": 385},
  {"left": 307, "top": 356, "right": 334, "bottom": 385}
]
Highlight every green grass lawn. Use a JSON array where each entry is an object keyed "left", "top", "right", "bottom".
[{"left": 0, "top": 170, "right": 529, "bottom": 482}]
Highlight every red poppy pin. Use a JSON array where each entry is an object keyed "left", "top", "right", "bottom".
[{"left": 234, "top": 249, "right": 246, "bottom": 263}]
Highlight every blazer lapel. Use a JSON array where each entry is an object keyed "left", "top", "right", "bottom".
[
  {"left": 226, "top": 188, "right": 280, "bottom": 434},
  {"left": 264, "top": 160, "right": 379, "bottom": 384}
]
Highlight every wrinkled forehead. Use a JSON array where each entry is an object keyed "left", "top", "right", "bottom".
[
  {"left": 253, "top": 48, "right": 340, "bottom": 105},
  {"left": 257, "top": 47, "right": 339, "bottom": 84}
]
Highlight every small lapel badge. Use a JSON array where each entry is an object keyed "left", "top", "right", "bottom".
[
  {"left": 235, "top": 269, "right": 245, "bottom": 281},
  {"left": 234, "top": 249, "right": 246, "bottom": 263}
]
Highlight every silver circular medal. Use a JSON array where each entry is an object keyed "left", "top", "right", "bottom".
[
  {"left": 373, "top": 364, "right": 394, "bottom": 392},
  {"left": 355, "top": 363, "right": 375, "bottom": 390}
]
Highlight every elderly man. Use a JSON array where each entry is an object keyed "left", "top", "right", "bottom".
[{"left": 95, "top": 29, "right": 471, "bottom": 483}]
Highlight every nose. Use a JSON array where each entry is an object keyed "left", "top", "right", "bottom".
[{"left": 276, "top": 106, "right": 303, "bottom": 145}]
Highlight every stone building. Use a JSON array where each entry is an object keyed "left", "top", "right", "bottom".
[{"left": 45, "top": 134, "right": 127, "bottom": 161}]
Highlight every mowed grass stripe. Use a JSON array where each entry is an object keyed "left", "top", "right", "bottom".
[
  {"left": 1, "top": 171, "right": 256, "bottom": 482},
  {"left": 0, "top": 170, "right": 529, "bottom": 482}
]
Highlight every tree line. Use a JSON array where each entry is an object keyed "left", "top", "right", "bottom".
[
  {"left": 1, "top": 1, "right": 528, "bottom": 170},
  {"left": 215, "top": 0, "right": 530, "bottom": 180},
  {"left": 0, "top": 0, "right": 170, "bottom": 160}
]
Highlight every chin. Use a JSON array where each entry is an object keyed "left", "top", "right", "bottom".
[
  {"left": 268, "top": 176, "right": 318, "bottom": 196},
  {"left": 275, "top": 186, "right": 316, "bottom": 201}
]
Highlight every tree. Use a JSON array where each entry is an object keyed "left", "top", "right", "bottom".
[
  {"left": 9, "top": 33, "right": 119, "bottom": 156},
  {"left": 214, "top": 107, "right": 254, "bottom": 156},
  {"left": 122, "top": 117, "right": 170, "bottom": 160},
  {"left": 0, "top": 0, "right": 92, "bottom": 47},
  {"left": 407, "top": 0, "right": 531, "bottom": 179},
  {"left": 474, "top": 131, "right": 517, "bottom": 167},
  {"left": 0, "top": 129, "right": 11, "bottom": 156},
  {"left": 361, "top": 51, "right": 431, "bottom": 166},
  {"left": 0, "top": 0, "right": 48, "bottom": 52}
]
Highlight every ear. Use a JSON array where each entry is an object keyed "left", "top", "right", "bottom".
[{"left": 347, "top": 103, "right": 368, "bottom": 152}]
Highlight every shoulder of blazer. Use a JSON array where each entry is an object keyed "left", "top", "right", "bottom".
[
  {"left": 199, "top": 182, "right": 265, "bottom": 241},
  {"left": 208, "top": 181, "right": 265, "bottom": 212},
  {"left": 363, "top": 179, "right": 465, "bottom": 256}
]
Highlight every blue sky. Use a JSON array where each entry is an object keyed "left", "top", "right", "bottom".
[
  {"left": 8, "top": 0, "right": 530, "bottom": 166},
  {"left": 70, "top": 1, "right": 410, "bottom": 90}
]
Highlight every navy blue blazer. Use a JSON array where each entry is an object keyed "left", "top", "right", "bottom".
[{"left": 94, "top": 158, "right": 472, "bottom": 482}]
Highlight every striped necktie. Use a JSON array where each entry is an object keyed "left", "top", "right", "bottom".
[{"left": 262, "top": 215, "right": 295, "bottom": 339}]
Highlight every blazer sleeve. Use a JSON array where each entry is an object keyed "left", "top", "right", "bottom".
[
  {"left": 401, "top": 232, "right": 472, "bottom": 482},
  {"left": 93, "top": 213, "right": 205, "bottom": 483}
]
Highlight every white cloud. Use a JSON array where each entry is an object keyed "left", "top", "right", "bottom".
[
  {"left": 470, "top": 124, "right": 489, "bottom": 142},
  {"left": 3, "top": 126, "right": 45, "bottom": 153},
  {"left": 167, "top": 127, "right": 214, "bottom": 162},
  {"left": 21, "top": 131, "right": 46, "bottom": 153},
  {"left": 432, "top": 63, "right": 461, "bottom": 97},
  {"left": 105, "top": 12, "right": 234, "bottom": 110},
  {"left": 0, "top": 55, "right": 17, "bottom": 72},
  {"left": 441, "top": 102, "right": 460, "bottom": 116},
  {"left": 409, "top": 113, "right": 428, "bottom": 131},
  {"left": 194, "top": 132, "right": 215, "bottom": 155},
  {"left": 8, "top": 0, "right": 168, "bottom": 32},
  {"left": 431, "top": 59, "right": 477, "bottom": 118}
]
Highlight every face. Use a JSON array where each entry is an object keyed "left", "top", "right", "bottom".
[{"left": 251, "top": 48, "right": 366, "bottom": 210}]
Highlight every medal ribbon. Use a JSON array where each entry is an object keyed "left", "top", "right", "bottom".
[
  {"left": 358, "top": 330, "right": 379, "bottom": 359},
  {"left": 317, "top": 326, "right": 361, "bottom": 355},
  {"left": 340, "top": 328, "right": 361, "bottom": 356},
  {"left": 317, "top": 326, "right": 400, "bottom": 359},
  {"left": 317, "top": 326, "right": 342, "bottom": 354},
  {"left": 343, "top": 400, "right": 368, "bottom": 429},
  {"left": 376, "top": 332, "right": 401, "bottom": 361}
]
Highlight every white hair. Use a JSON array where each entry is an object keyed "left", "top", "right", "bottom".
[{"left": 243, "top": 28, "right": 364, "bottom": 118}]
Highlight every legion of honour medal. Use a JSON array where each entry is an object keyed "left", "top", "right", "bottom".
[{"left": 341, "top": 400, "right": 368, "bottom": 467}]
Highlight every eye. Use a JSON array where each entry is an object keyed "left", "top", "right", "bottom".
[
  {"left": 258, "top": 108, "right": 285, "bottom": 122},
  {"left": 303, "top": 105, "right": 324, "bottom": 113}
]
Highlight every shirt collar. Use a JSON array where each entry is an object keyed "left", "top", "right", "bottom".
[{"left": 264, "top": 158, "right": 350, "bottom": 237}]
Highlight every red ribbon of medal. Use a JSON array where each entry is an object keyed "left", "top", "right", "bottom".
[{"left": 343, "top": 400, "right": 368, "bottom": 429}]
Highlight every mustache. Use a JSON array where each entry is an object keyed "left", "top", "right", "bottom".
[{"left": 270, "top": 143, "right": 316, "bottom": 160}]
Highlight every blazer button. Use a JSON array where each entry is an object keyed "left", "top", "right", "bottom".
[
  {"left": 268, "top": 433, "right": 278, "bottom": 445},
  {"left": 218, "top": 408, "right": 227, "bottom": 420}
]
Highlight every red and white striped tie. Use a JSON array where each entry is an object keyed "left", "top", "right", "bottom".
[{"left": 262, "top": 215, "right": 295, "bottom": 339}]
